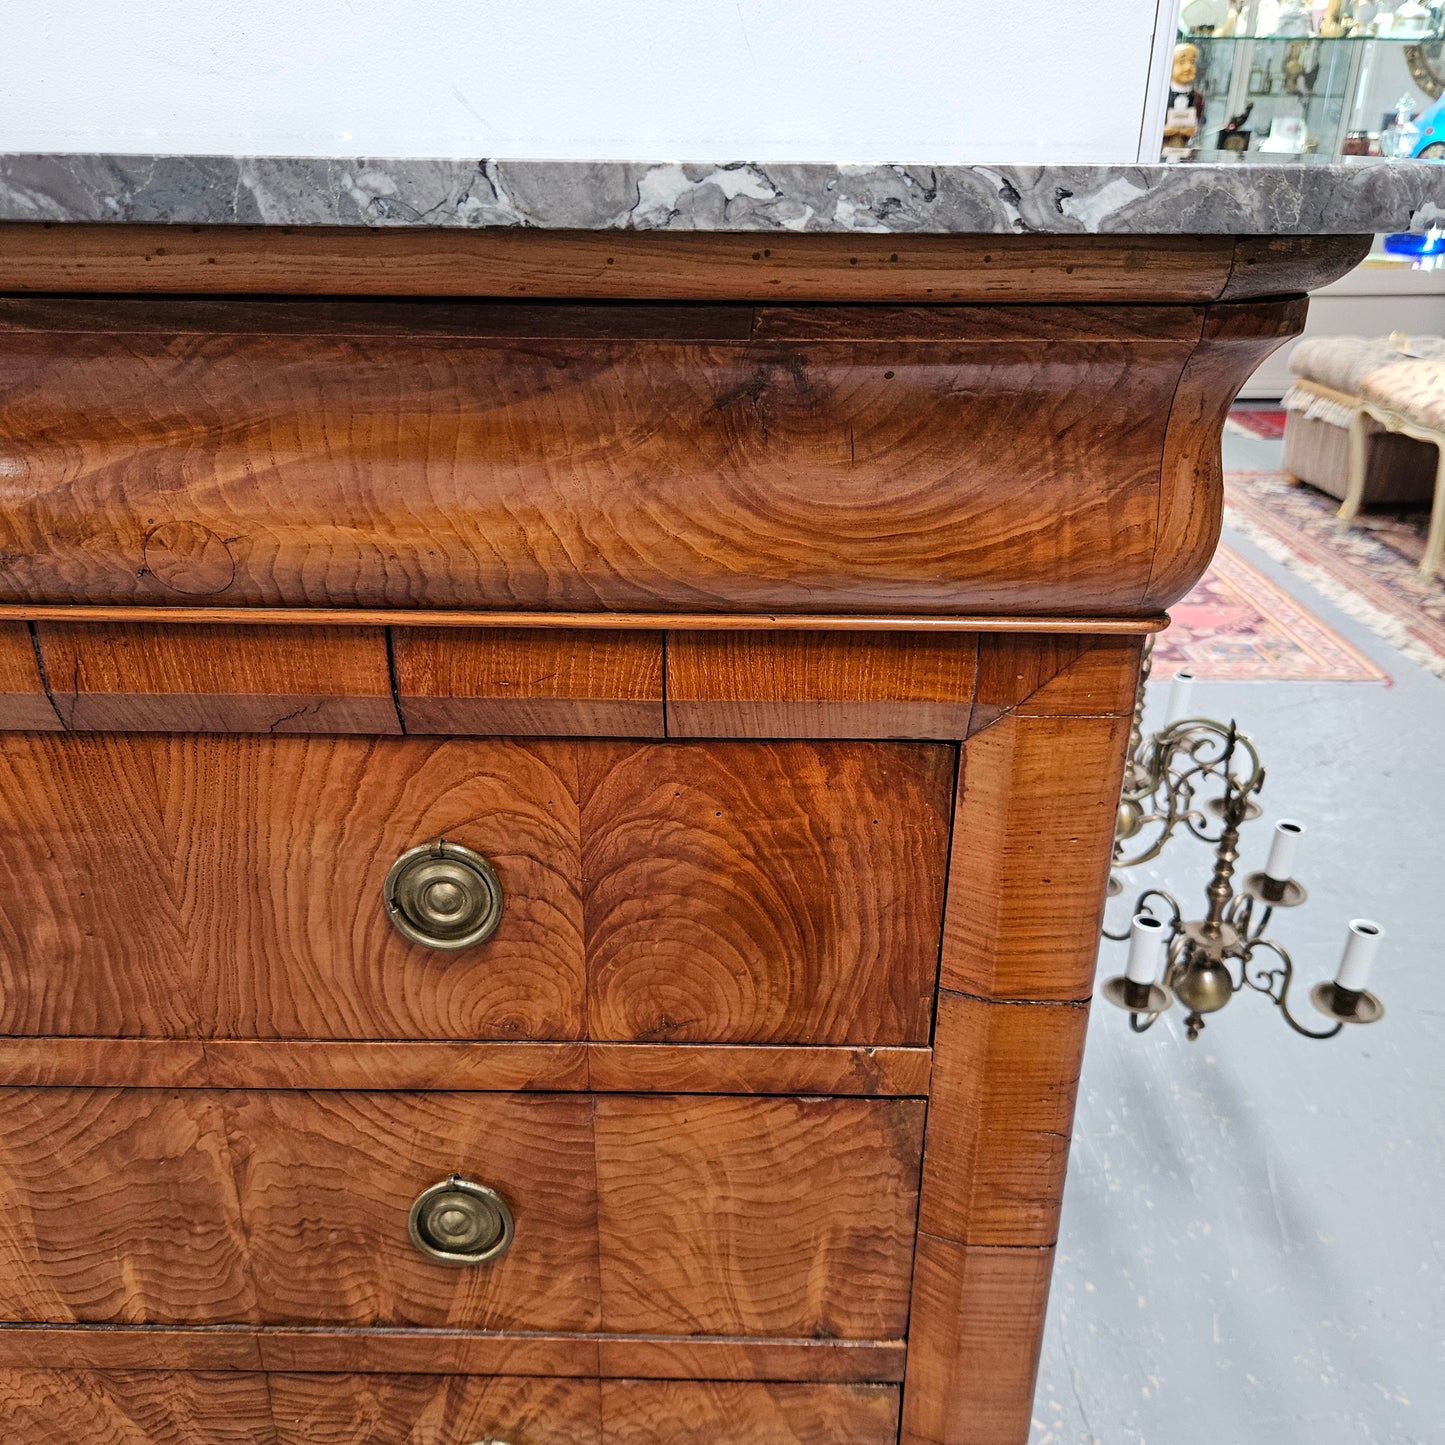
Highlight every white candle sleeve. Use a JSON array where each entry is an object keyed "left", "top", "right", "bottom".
[
  {"left": 1264, "top": 820, "right": 1303, "bottom": 882},
  {"left": 1125, "top": 914, "right": 1166, "bottom": 986},
  {"left": 1335, "top": 919, "right": 1383, "bottom": 993},
  {"left": 1168, "top": 670, "right": 1195, "bottom": 722}
]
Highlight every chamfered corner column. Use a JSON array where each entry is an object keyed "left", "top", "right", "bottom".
[{"left": 902, "top": 635, "right": 1139, "bottom": 1445}]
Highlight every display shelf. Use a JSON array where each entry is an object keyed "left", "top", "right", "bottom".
[{"left": 1170, "top": 32, "right": 1443, "bottom": 158}]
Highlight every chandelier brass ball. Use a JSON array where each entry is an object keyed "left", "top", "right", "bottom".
[
  {"left": 1116, "top": 798, "right": 1144, "bottom": 840},
  {"left": 1173, "top": 956, "right": 1234, "bottom": 1015}
]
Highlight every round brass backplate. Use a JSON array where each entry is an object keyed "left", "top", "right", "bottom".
[
  {"left": 384, "top": 840, "right": 503, "bottom": 950},
  {"left": 408, "top": 1175, "right": 515, "bottom": 1266}
]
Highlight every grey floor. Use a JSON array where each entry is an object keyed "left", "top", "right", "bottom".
[{"left": 1032, "top": 429, "right": 1445, "bottom": 1445}]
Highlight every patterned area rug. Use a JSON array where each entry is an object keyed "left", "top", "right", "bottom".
[
  {"left": 1224, "top": 407, "right": 1289, "bottom": 441},
  {"left": 1153, "top": 543, "right": 1387, "bottom": 683},
  {"left": 1223, "top": 470, "right": 1445, "bottom": 680}
]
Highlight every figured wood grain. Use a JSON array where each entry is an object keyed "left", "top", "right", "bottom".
[
  {"left": 0, "top": 604, "right": 1165, "bottom": 634},
  {"left": 581, "top": 741, "right": 952, "bottom": 1045},
  {"left": 0, "top": 300, "right": 1195, "bottom": 616},
  {"left": 0, "top": 1089, "right": 256, "bottom": 1324},
  {"left": 664, "top": 630, "right": 978, "bottom": 739},
  {"left": 943, "top": 713, "right": 1132, "bottom": 1001},
  {"left": 592, "top": 1337, "right": 906, "bottom": 1384},
  {"left": 0, "top": 224, "right": 1257, "bottom": 301},
  {"left": 901, "top": 1239, "right": 1056, "bottom": 1445},
  {"left": 0, "top": 734, "right": 585, "bottom": 1040},
  {"left": 594, "top": 1095, "right": 924, "bottom": 1339},
  {"left": 33, "top": 622, "right": 400, "bottom": 733},
  {"left": 0, "top": 1038, "right": 925, "bottom": 1095},
  {"left": 268, "top": 1372, "right": 602, "bottom": 1445},
  {"left": 585, "top": 1043, "right": 931, "bottom": 1097},
  {"left": 0, "top": 1089, "right": 601, "bottom": 1330},
  {"left": 0, "top": 1327, "right": 905, "bottom": 1381},
  {"left": 1141, "top": 299, "right": 1308, "bottom": 610},
  {"left": 601, "top": 1381, "right": 900, "bottom": 1445},
  {"left": 0, "top": 1327, "right": 265, "bottom": 1371},
  {"left": 0, "top": 1370, "right": 275, "bottom": 1445},
  {"left": 1218, "top": 234, "right": 1373, "bottom": 301},
  {"left": 0, "top": 623, "right": 60, "bottom": 729},
  {"left": 970, "top": 634, "right": 1143, "bottom": 733},
  {"left": 918, "top": 992, "right": 1088, "bottom": 1247},
  {"left": 393, "top": 627, "right": 664, "bottom": 736},
  {"left": 224, "top": 1090, "right": 600, "bottom": 1331},
  {"left": 0, "top": 1039, "right": 210, "bottom": 1088}
]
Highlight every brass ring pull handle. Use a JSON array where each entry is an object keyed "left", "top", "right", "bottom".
[
  {"left": 384, "top": 840, "right": 503, "bottom": 950},
  {"left": 408, "top": 1175, "right": 515, "bottom": 1266}
]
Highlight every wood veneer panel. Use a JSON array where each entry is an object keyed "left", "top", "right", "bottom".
[
  {"left": 0, "top": 1328, "right": 265, "bottom": 1371},
  {"left": 0, "top": 1370, "right": 274, "bottom": 1445},
  {"left": 586, "top": 1043, "right": 931, "bottom": 1097},
  {"left": 919, "top": 992, "right": 1088, "bottom": 1247},
  {"left": 202, "top": 1041, "right": 590, "bottom": 1091},
  {"left": 594, "top": 1095, "right": 924, "bottom": 1339},
  {"left": 393, "top": 626, "right": 664, "bottom": 736},
  {"left": 970, "top": 634, "right": 1142, "bottom": 733},
  {"left": 224, "top": 1090, "right": 599, "bottom": 1331},
  {"left": 582, "top": 741, "right": 952, "bottom": 1045},
  {"left": 269, "top": 1373, "right": 601, "bottom": 1445},
  {"left": 0, "top": 603, "right": 1164, "bottom": 634},
  {"left": 0, "top": 1038, "right": 210, "bottom": 1088},
  {"left": 0, "top": 301, "right": 1187, "bottom": 615},
  {"left": 593, "top": 1337, "right": 906, "bottom": 1384},
  {"left": 665, "top": 630, "right": 978, "bottom": 739},
  {"left": 0, "top": 1038, "right": 924, "bottom": 1095},
  {"left": 0, "top": 734, "right": 585, "bottom": 1040},
  {"left": 0, "top": 623, "right": 59, "bottom": 729},
  {"left": 0, "top": 1089, "right": 600, "bottom": 1331},
  {"left": 901, "top": 1238, "right": 1056, "bottom": 1445},
  {"left": 1219, "top": 234, "right": 1373, "bottom": 301},
  {"left": 0, "top": 224, "right": 1246, "bottom": 301},
  {"left": 601, "top": 1381, "right": 900, "bottom": 1445},
  {"left": 1141, "top": 298, "right": 1308, "bottom": 610},
  {"left": 0, "top": 1089, "right": 256, "bottom": 1324},
  {"left": 33, "top": 622, "right": 400, "bottom": 733},
  {"left": 255, "top": 1330, "right": 598, "bottom": 1378},
  {"left": 943, "top": 713, "right": 1131, "bottom": 1001}
]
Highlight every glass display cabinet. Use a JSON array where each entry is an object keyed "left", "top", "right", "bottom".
[{"left": 1166, "top": 27, "right": 1444, "bottom": 160}]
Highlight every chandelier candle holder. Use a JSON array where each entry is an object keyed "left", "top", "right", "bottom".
[{"left": 1103, "top": 745, "right": 1386, "bottom": 1042}]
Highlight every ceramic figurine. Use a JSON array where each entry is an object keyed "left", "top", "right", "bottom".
[{"left": 1163, "top": 43, "right": 1207, "bottom": 156}]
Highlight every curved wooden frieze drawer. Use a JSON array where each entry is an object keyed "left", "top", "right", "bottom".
[
  {"left": 0, "top": 735, "right": 949, "bottom": 1045},
  {"left": 0, "top": 296, "right": 1297, "bottom": 616},
  {"left": 0, "top": 1089, "right": 924, "bottom": 1338},
  {"left": 0, "top": 1371, "right": 899, "bottom": 1444}
]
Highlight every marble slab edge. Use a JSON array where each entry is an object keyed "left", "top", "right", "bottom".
[{"left": 0, "top": 155, "right": 1442, "bottom": 235}]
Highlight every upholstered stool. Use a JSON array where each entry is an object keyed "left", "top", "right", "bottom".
[
  {"left": 1351, "top": 359, "right": 1445, "bottom": 581},
  {"left": 1284, "top": 334, "right": 1445, "bottom": 506}
]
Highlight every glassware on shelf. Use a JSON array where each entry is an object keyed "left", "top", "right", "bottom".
[{"left": 1380, "top": 93, "right": 1423, "bottom": 154}]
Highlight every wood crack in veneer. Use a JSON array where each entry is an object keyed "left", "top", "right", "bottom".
[{"left": 0, "top": 223, "right": 1361, "bottom": 1444}]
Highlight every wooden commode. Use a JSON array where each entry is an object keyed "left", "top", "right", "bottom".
[{"left": 0, "top": 220, "right": 1372, "bottom": 1443}]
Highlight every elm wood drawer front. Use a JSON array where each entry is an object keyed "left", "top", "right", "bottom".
[
  {"left": 601, "top": 1381, "right": 900, "bottom": 1445},
  {"left": 0, "top": 732, "right": 584, "bottom": 1042},
  {"left": 0, "top": 735, "right": 950, "bottom": 1046},
  {"left": 0, "top": 1372, "right": 898, "bottom": 1445},
  {"left": 0, "top": 1089, "right": 599, "bottom": 1331},
  {"left": 0, "top": 297, "right": 1200, "bottom": 616},
  {"left": 0, "top": 1089, "right": 923, "bottom": 1339},
  {"left": 582, "top": 741, "right": 951, "bottom": 1046},
  {"left": 0, "top": 1371, "right": 599, "bottom": 1444}
]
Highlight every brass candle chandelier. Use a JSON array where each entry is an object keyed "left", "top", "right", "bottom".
[{"left": 1101, "top": 641, "right": 1385, "bottom": 1042}]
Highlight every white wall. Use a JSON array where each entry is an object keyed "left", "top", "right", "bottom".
[{"left": 0, "top": 1, "right": 1171, "bottom": 164}]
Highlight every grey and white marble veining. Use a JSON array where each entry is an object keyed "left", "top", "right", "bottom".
[{"left": 0, "top": 155, "right": 1443, "bottom": 234}]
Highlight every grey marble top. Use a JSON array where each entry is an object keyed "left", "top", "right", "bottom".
[{"left": 0, "top": 154, "right": 1442, "bottom": 235}]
